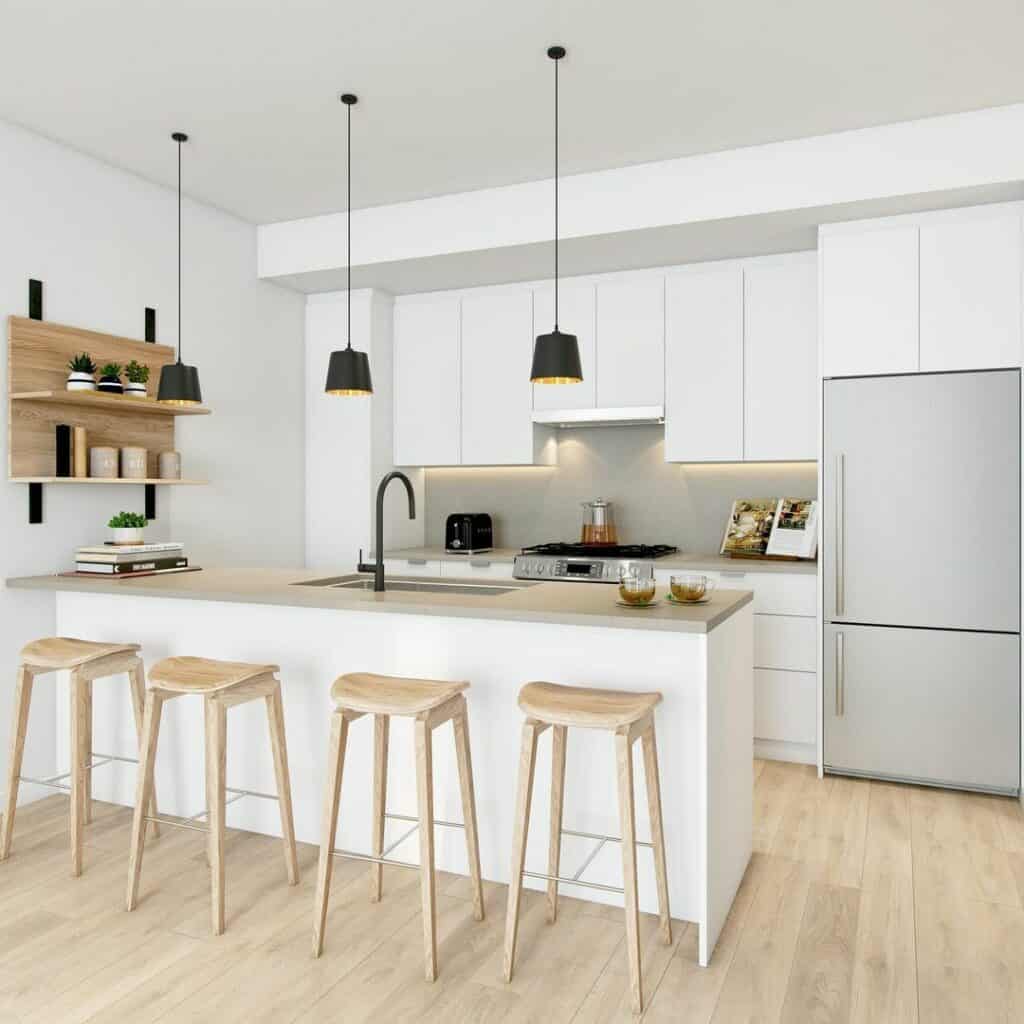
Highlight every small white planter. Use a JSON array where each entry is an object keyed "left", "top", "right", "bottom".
[
  {"left": 66, "top": 371, "right": 96, "bottom": 392},
  {"left": 111, "top": 527, "right": 144, "bottom": 545},
  {"left": 124, "top": 381, "right": 148, "bottom": 398}
]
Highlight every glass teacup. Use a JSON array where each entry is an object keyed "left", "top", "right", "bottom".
[
  {"left": 670, "top": 573, "right": 715, "bottom": 603},
  {"left": 619, "top": 565, "right": 656, "bottom": 606}
]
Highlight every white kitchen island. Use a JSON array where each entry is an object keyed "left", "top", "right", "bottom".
[{"left": 7, "top": 568, "right": 753, "bottom": 966}]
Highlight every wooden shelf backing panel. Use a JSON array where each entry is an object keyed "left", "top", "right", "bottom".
[
  {"left": 10, "top": 477, "right": 205, "bottom": 485},
  {"left": 9, "top": 316, "right": 177, "bottom": 393},
  {"left": 11, "top": 395, "right": 175, "bottom": 478},
  {"left": 10, "top": 390, "right": 210, "bottom": 416}
]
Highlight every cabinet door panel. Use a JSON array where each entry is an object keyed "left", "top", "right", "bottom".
[
  {"left": 461, "top": 290, "right": 535, "bottom": 465},
  {"left": 754, "top": 615, "right": 816, "bottom": 672},
  {"left": 532, "top": 282, "right": 597, "bottom": 411},
  {"left": 821, "top": 227, "right": 919, "bottom": 377},
  {"left": 665, "top": 266, "right": 743, "bottom": 462},
  {"left": 595, "top": 277, "right": 665, "bottom": 407},
  {"left": 920, "top": 214, "right": 1022, "bottom": 371},
  {"left": 754, "top": 669, "right": 816, "bottom": 745},
  {"left": 394, "top": 296, "right": 461, "bottom": 466},
  {"left": 744, "top": 256, "right": 818, "bottom": 460}
]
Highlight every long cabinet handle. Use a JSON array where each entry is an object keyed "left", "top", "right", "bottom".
[
  {"left": 835, "top": 453, "right": 845, "bottom": 616},
  {"left": 835, "top": 632, "right": 845, "bottom": 717}
]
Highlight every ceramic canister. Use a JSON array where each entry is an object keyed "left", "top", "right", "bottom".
[
  {"left": 120, "top": 446, "right": 147, "bottom": 479},
  {"left": 158, "top": 450, "right": 181, "bottom": 480},
  {"left": 89, "top": 446, "right": 118, "bottom": 479}
]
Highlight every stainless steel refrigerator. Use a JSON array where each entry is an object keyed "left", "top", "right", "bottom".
[{"left": 823, "top": 369, "right": 1021, "bottom": 795}]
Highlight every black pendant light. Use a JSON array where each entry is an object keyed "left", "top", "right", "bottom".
[
  {"left": 157, "top": 132, "right": 203, "bottom": 405},
  {"left": 531, "top": 45, "right": 582, "bottom": 385},
  {"left": 325, "top": 93, "right": 373, "bottom": 396}
]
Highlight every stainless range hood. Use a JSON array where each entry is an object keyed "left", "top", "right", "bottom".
[{"left": 531, "top": 405, "right": 665, "bottom": 428}]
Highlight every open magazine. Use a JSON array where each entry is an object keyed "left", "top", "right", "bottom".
[{"left": 721, "top": 498, "right": 818, "bottom": 560}]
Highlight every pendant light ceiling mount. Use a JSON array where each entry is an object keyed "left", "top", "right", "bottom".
[
  {"left": 325, "top": 91, "right": 373, "bottom": 396},
  {"left": 530, "top": 44, "right": 583, "bottom": 386},
  {"left": 157, "top": 130, "right": 203, "bottom": 406}
]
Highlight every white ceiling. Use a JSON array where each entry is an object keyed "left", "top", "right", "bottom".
[{"left": 2, "top": 1, "right": 1024, "bottom": 225}]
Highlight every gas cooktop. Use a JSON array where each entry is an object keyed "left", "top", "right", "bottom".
[{"left": 514, "top": 542, "right": 679, "bottom": 583}]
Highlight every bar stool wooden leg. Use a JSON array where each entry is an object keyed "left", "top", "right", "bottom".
[
  {"left": 127, "top": 690, "right": 164, "bottom": 910},
  {"left": 127, "top": 661, "right": 159, "bottom": 838},
  {"left": 452, "top": 696, "right": 484, "bottom": 922},
  {"left": 1, "top": 666, "right": 34, "bottom": 861},
  {"left": 265, "top": 685, "right": 299, "bottom": 886},
  {"left": 503, "top": 718, "right": 544, "bottom": 982},
  {"left": 313, "top": 711, "right": 349, "bottom": 958},
  {"left": 82, "top": 680, "right": 93, "bottom": 825},
  {"left": 615, "top": 728, "right": 643, "bottom": 1015},
  {"left": 546, "top": 724, "right": 567, "bottom": 924},
  {"left": 370, "top": 713, "right": 389, "bottom": 903},
  {"left": 205, "top": 698, "right": 228, "bottom": 935},
  {"left": 415, "top": 717, "right": 438, "bottom": 982},
  {"left": 642, "top": 723, "right": 672, "bottom": 946},
  {"left": 69, "top": 670, "right": 88, "bottom": 877}
]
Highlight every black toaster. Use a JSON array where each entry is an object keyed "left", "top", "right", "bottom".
[{"left": 445, "top": 513, "right": 493, "bottom": 554}]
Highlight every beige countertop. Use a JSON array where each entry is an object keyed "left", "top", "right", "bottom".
[
  {"left": 6, "top": 567, "right": 753, "bottom": 635},
  {"left": 379, "top": 546, "right": 817, "bottom": 575}
]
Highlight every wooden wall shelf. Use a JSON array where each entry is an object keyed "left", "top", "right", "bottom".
[{"left": 8, "top": 311, "right": 212, "bottom": 523}]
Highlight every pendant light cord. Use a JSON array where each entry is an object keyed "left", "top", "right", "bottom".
[
  {"left": 554, "top": 52, "right": 559, "bottom": 331},
  {"left": 177, "top": 136, "right": 182, "bottom": 364},
  {"left": 346, "top": 98, "right": 352, "bottom": 351}
]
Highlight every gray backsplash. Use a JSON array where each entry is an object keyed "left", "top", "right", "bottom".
[{"left": 424, "top": 426, "right": 818, "bottom": 553}]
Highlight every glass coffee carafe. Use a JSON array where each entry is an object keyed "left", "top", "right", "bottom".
[{"left": 581, "top": 498, "right": 617, "bottom": 546}]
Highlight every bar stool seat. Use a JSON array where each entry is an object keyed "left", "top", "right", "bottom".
[
  {"left": 314, "top": 671, "right": 484, "bottom": 982},
  {"left": 517, "top": 681, "right": 661, "bottom": 729},
  {"left": 3, "top": 636, "right": 155, "bottom": 877},
  {"left": 126, "top": 655, "right": 298, "bottom": 935},
  {"left": 19, "top": 637, "right": 140, "bottom": 670},
  {"left": 330, "top": 672, "right": 469, "bottom": 715},
  {"left": 149, "top": 656, "right": 279, "bottom": 693}
]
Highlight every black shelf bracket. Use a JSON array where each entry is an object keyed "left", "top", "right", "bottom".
[
  {"left": 145, "top": 307, "right": 156, "bottom": 343},
  {"left": 145, "top": 484, "right": 156, "bottom": 521},
  {"left": 28, "top": 483, "right": 43, "bottom": 524},
  {"left": 28, "top": 279, "right": 43, "bottom": 320}
]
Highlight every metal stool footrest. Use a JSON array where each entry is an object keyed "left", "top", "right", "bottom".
[
  {"left": 522, "top": 826, "right": 655, "bottom": 895},
  {"left": 144, "top": 785, "right": 280, "bottom": 834},
  {"left": 329, "top": 810, "right": 466, "bottom": 869},
  {"left": 18, "top": 752, "right": 139, "bottom": 793}
]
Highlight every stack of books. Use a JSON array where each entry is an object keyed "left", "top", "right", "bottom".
[{"left": 72, "top": 541, "right": 194, "bottom": 578}]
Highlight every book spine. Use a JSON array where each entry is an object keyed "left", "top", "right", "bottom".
[
  {"left": 55, "top": 424, "right": 72, "bottom": 477},
  {"left": 75, "top": 557, "right": 188, "bottom": 574}
]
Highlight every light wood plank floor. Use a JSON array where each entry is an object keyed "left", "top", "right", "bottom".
[{"left": 1, "top": 760, "right": 1023, "bottom": 1022}]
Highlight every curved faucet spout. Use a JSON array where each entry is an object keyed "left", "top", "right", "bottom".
[{"left": 374, "top": 471, "right": 417, "bottom": 592}]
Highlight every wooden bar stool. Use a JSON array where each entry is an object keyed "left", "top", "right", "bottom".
[
  {"left": 503, "top": 681, "right": 672, "bottom": 1016},
  {"left": 126, "top": 656, "right": 299, "bottom": 935},
  {"left": 2, "top": 637, "right": 158, "bottom": 877},
  {"left": 313, "top": 672, "right": 484, "bottom": 981}
]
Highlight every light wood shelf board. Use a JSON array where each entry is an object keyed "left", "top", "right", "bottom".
[
  {"left": 9, "top": 477, "right": 206, "bottom": 485},
  {"left": 10, "top": 390, "right": 210, "bottom": 416}
]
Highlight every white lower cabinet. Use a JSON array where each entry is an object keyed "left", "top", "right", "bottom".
[
  {"left": 754, "top": 616, "right": 816, "bottom": 673},
  {"left": 755, "top": 669, "right": 817, "bottom": 745},
  {"left": 382, "top": 558, "right": 444, "bottom": 577},
  {"left": 441, "top": 559, "right": 515, "bottom": 580}
]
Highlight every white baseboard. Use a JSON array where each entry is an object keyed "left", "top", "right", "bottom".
[{"left": 754, "top": 738, "right": 817, "bottom": 765}]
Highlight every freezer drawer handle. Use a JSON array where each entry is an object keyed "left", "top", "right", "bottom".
[
  {"left": 835, "top": 453, "right": 845, "bottom": 616},
  {"left": 835, "top": 632, "right": 845, "bottom": 717}
]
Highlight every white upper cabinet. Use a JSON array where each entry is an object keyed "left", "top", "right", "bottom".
[
  {"left": 919, "top": 212, "right": 1022, "bottom": 372},
  {"left": 394, "top": 294, "right": 461, "bottom": 466},
  {"left": 532, "top": 281, "right": 597, "bottom": 411},
  {"left": 744, "top": 254, "right": 818, "bottom": 461},
  {"left": 460, "top": 290, "right": 538, "bottom": 465},
  {"left": 821, "top": 226, "right": 919, "bottom": 377},
  {"left": 595, "top": 277, "right": 665, "bottom": 408},
  {"left": 665, "top": 264, "right": 744, "bottom": 462}
]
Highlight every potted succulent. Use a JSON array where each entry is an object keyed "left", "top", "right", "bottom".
[
  {"left": 66, "top": 352, "right": 97, "bottom": 391},
  {"left": 124, "top": 359, "right": 150, "bottom": 398},
  {"left": 108, "top": 510, "right": 147, "bottom": 545},
  {"left": 97, "top": 362, "right": 123, "bottom": 394}
]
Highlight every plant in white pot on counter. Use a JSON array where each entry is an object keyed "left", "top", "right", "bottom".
[
  {"left": 66, "top": 352, "right": 97, "bottom": 391},
  {"left": 124, "top": 360, "right": 150, "bottom": 398},
  {"left": 97, "top": 362, "right": 123, "bottom": 395},
  {"left": 108, "top": 510, "right": 147, "bottom": 544}
]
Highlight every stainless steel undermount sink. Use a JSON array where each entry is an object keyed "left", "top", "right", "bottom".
[{"left": 292, "top": 574, "right": 531, "bottom": 597}]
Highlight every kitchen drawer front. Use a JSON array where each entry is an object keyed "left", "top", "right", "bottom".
[
  {"left": 441, "top": 559, "right": 515, "bottom": 580},
  {"left": 754, "top": 615, "right": 816, "bottom": 672},
  {"left": 382, "top": 558, "right": 444, "bottom": 577},
  {"left": 755, "top": 669, "right": 817, "bottom": 745},
  {"left": 715, "top": 570, "right": 817, "bottom": 616}
]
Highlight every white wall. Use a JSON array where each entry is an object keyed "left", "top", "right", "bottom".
[
  {"left": 304, "top": 288, "right": 423, "bottom": 569},
  {"left": 0, "top": 118, "right": 306, "bottom": 802}
]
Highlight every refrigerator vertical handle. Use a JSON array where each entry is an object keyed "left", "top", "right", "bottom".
[
  {"left": 835, "top": 632, "right": 845, "bottom": 717},
  {"left": 835, "top": 453, "right": 845, "bottom": 616}
]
